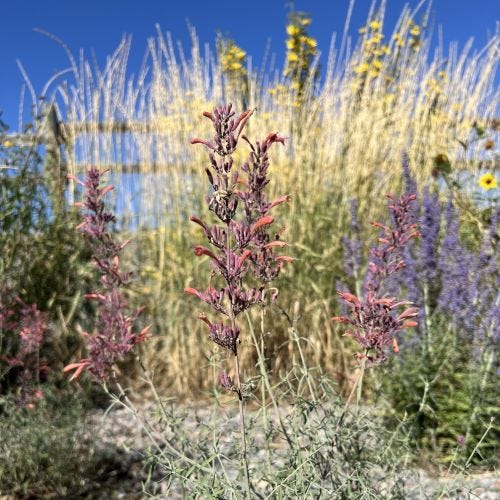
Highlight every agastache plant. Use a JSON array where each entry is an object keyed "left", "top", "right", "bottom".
[
  {"left": 2, "top": 293, "right": 49, "bottom": 408},
  {"left": 64, "top": 168, "right": 149, "bottom": 382},
  {"left": 333, "top": 193, "right": 420, "bottom": 365},
  {"left": 187, "top": 104, "right": 291, "bottom": 497}
]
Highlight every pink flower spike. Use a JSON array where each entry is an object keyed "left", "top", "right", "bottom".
[
  {"left": 374, "top": 297, "right": 395, "bottom": 307},
  {"left": 276, "top": 255, "right": 294, "bottom": 263},
  {"left": 337, "top": 291, "right": 361, "bottom": 306},
  {"left": 265, "top": 132, "right": 286, "bottom": 146},
  {"left": 191, "top": 138, "right": 215, "bottom": 150},
  {"left": 392, "top": 338, "right": 400, "bottom": 353},
  {"left": 332, "top": 316, "right": 349, "bottom": 323},
  {"left": 264, "top": 241, "right": 287, "bottom": 249},
  {"left": 236, "top": 249, "right": 252, "bottom": 271},
  {"left": 67, "top": 174, "right": 84, "bottom": 186},
  {"left": 84, "top": 293, "right": 107, "bottom": 302},
  {"left": 252, "top": 215, "right": 274, "bottom": 233},
  {"left": 194, "top": 246, "right": 216, "bottom": 259},
  {"left": 184, "top": 287, "right": 201, "bottom": 298},
  {"left": 198, "top": 313, "right": 212, "bottom": 327},
  {"left": 99, "top": 185, "right": 114, "bottom": 198},
  {"left": 402, "top": 320, "right": 418, "bottom": 328},
  {"left": 189, "top": 216, "right": 208, "bottom": 230},
  {"left": 397, "top": 307, "right": 419, "bottom": 319},
  {"left": 234, "top": 109, "right": 255, "bottom": 138},
  {"left": 136, "top": 325, "right": 151, "bottom": 343},
  {"left": 63, "top": 360, "right": 90, "bottom": 381},
  {"left": 269, "top": 195, "right": 291, "bottom": 209}
]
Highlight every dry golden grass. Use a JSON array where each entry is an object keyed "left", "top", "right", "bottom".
[{"left": 33, "top": 2, "right": 498, "bottom": 395}]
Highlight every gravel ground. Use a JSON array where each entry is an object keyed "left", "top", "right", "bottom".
[{"left": 76, "top": 402, "right": 498, "bottom": 499}]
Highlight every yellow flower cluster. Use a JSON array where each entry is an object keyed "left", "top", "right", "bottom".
[
  {"left": 268, "top": 82, "right": 302, "bottom": 108},
  {"left": 218, "top": 37, "right": 249, "bottom": 105},
  {"left": 392, "top": 18, "right": 422, "bottom": 52},
  {"left": 407, "top": 19, "right": 422, "bottom": 52},
  {"left": 219, "top": 40, "right": 247, "bottom": 77},
  {"left": 283, "top": 12, "right": 318, "bottom": 92},
  {"left": 425, "top": 71, "right": 447, "bottom": 98},
  {"left": 354, "top": 18, "right": 390, "bottom": 80}
]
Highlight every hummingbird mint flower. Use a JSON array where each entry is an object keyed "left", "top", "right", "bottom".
[
  {"left": 186, "top": 104, "right": 291, "bottom": 496},
  {"left": 333, "top": 192, "right": 420, "bottom": 364},
  {"left": 64, "top": 168, "right": 149, "bottom": 382},
  {"left": 186, "top": 104, "right": 292, "bottom": 368}
]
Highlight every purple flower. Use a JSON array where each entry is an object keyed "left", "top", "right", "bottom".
[
  {"left": 420, "top": 187, "right": 441, "bottom": 284},
  {"left": 342, "top": 199, "right": 363, "bottom": 280},
  {"left": 437, "top": 202, "right": 472, "bottom": 328}
]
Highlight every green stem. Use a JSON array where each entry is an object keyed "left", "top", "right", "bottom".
[
  {"left": 224, "top": 211, "right": 251, "bottom": 499},
  {"left": 233, "top": 351, "right": 252, "bottom": 499},
  {"left": 336, "top": 350, "right": 368, "bottom": 432}
]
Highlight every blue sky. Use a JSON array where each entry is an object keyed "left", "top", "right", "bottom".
[{"left": 1, "top": 0, "right": 498, "bottom": 130}]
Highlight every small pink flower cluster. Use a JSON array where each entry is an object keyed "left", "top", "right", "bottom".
[{"left": 1, "top": 289, "right": 48, "bottom": 408}]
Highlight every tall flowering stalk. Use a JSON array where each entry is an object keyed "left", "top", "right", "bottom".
[
  {"left": 333, "top": 193, "right": 420, "bottom": 365},
  {"left": 1, "top": 291, "right": 48, "bottom": 408},
  {"left": 284, "top": 11, "right": 318, "bottom": 99},
  {"left": 187, "top": 104, "right": 291, "bottom": 497},
  {"left": 64, "top": 168, "right": 149, "bottom": 382}
]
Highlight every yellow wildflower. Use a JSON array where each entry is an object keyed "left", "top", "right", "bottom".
[
  {"left": 233, "top": 48, "right": 246, "bottom": 60},
  {"left": 369, "top": 20, "right": 381, "bottom": 31},
  {"left": 410, "top": 25, "right": 420, "bottom": 36},
  {"left": 299, "top": 17, "right": 311, "bottom": 26},
  {"left": 372, "top": 59, "right": 383, "bottom": 70},
  {"left": 286, "top": 39, "right": 295, "bottom": 50},
  {"left": 381, "top": 45, "right": 390, "bottom": 54},
  {"left": 369, "top": 69, "right": 379, "bottom": 78},
  {"left": 393, "top": 33, "right": 405, "bottom": 47},
  {"left": 287, "top": 51, "right": 299, "bottom": 62},
  {"left": 304, "top": 36, "right": 317, "bottom": 48},
  {"left": 368, "top": 33, "right": 384, "bottom": 44},
  {"left": 359, "top": 27, "right": 367, "bottom": 34},
  {"left": 354, "top": 62, "right": 370, "bottom": 74},
  {"left": 479, "top": 173, "right": 497, "bottom": 190},
  {"left": 3, "top": 140, "right": 13, "bottom": 148},
  {"left": 286, "top": 24, "right": 301, "bottom": 36},
  {"left": 230, "top": 62, "right": 242, "bottom": 70}
]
